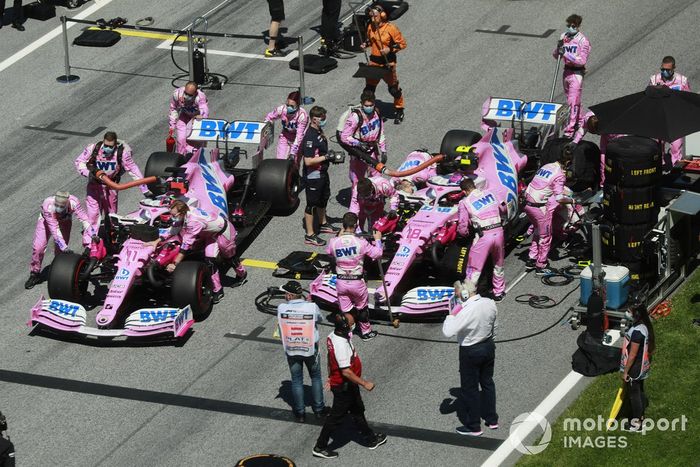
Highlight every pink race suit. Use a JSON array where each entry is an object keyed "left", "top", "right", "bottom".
[
  {"left": 649, "top": 72, "right": 691, "bottom": 165},
  {"left": 351, "top": 176, "right": 399, "bottom": 231},
  {"left": 75, "top": 141, "right": 148, "bottom": 229},
  {"left": 553, "top": 31, "right": 591, "bottom": 135},
  {"left": 524, "top": 162, "right": 571, "bottom": 268},
  {"left": 264, "top": 105, "right": 309, "bottom": 162},
  {"left": 30, "top": 195, "right": 93, "bottom": 274},
  {"left": 392, "top": 150, "right": 437, "bottom": 187},
  {"left": 340, "top": 109, "right": 386, "bottom": 214},
  {"left": 179, "top": 207, "right": 243, "bottom": 293},
  {"left": 457, "top": 188, "right": 506, "bottom": 295},
  {"left": 168, "top": 87, "right": 209, "bottom": 155},
  {"left": 327, "top": 233, "right": 383, "bottom": 336}
]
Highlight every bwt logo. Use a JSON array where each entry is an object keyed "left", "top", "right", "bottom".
[
  {"left": 416, "top": 288, "right": 454, "bottom": 301},
  {"left": 115, "top": 268, "right": 130, "bottom": 280},
  {"left": 490, "top": 131, "right": 518, "bottom": 208},
  {"left": 48, "top": 300, "right": 80, "bottom": 317},
  {"left": 537, "top": 168, "right": 553, "bottom": 178},
  {"left": 335, "top": 246, "right": 358, "bottom": 257},
  {"left": 562, "top": 45, "right": 578, "bottom": 54},
  {"left": 494, "top": 99, "right": 556, "bottom": 121},
  {"left": 396, "top": 246, "right": 411, "bottom": 257},
  {"left": 198, "top": 151, "right": 229, "bottom": 217},
  {"left": 196, "top": 120, "right": 261, "bottom": 140},
  {"left": 359, "top": 119, "right": 380, "bottom": 136},
  {"left": 282, "top": 120, "right": 298, "bottom": 131},
  {"left": 95, "top": 161, "right": 117, "bottom": 171},
  {"left": 472, "top": 193, "right": 495, "bottom": 210},
  {"left": 398, "top": 159, "right": 421, "bottom": 171},
  {"left": 140, "top": 309, "right": 178, "bottom": 323}
]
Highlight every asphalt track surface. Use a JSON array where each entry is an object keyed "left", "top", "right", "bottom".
[{"left": 1, "top": 1, "right": 698, "bottom": 466}]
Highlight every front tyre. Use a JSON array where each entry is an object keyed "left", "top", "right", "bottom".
[
  {"left": 48, "top": 253, "right": 89, "bottom": 302},
  {"left": 171, "top": 261, "right": 214, "bottom": 321}
]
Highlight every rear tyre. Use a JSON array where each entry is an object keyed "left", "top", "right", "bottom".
[
  {"left": 255, "top": 159, "right": 300, "bottom": 216},
  {"left": 440, "top": 130, "right": 481, "bottom": 161},
  {"left": 48, "top": 253, "right": 89, "bottom": 302},
  {"left": 144, "top": 152, "right": 186, "bottom": 195},
  {"left": 171, "top": 261, "right": 213, "bottom": 321}
]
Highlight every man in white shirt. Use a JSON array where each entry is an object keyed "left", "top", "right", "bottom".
[
  {"left": 442, "top": 279, "right": 499, "bottom": 436},
  {"left": 277, "top": 281, "right": 326, "bottom": 423}
]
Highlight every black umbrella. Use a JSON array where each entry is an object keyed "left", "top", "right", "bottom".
[{"left": 589, "top": 85, "right": 700, "bottom": 141}]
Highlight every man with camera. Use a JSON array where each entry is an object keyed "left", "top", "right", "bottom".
[
  {"left": 0, "top": 412, "right": 15, "bottom": 466},
  {"left": 301, "top": 106, "right": 343, "bottom": 247}
]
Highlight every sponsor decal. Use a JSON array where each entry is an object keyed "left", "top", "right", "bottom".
[
  {"left": 139, "top": 308, "right": 179, "bottom": 323},
  {"left": 115, "top": 267, "right": 130, "bottom": 281},
  {"left": 416, "top": 288, "right": 454, "bottom": 301},
  {"left": 195, "top": 119, "right": 262, "bottom": 141},
  {"left": 493, "top": 98, "right": 557, "bottom": 122},
  {"left": 334, "top": 246, "right": 357, "bottom": 257},
  {"left": 47, "top": 300, "right": 80, "bottom": 318},
  {"left": 396, "top": 246, "right": 411, "bottom": 258},
  {"left": 198, "top": 151, "right": 229, "bottom": 217}
]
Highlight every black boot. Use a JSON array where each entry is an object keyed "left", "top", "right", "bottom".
[
  {"left": 25, "top": 272, "right": 41, "bottom": 289},
  {"left": 394, "top": 108, "right": 404, "bottom": 125}
]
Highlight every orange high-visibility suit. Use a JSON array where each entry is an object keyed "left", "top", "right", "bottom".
[{"left": 365, "top": 18, "right": 407, "bottom": 110}]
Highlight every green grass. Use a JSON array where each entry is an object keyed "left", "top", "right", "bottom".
[{"left": 517, "top": 269, "right": 700, "bottom": 467}]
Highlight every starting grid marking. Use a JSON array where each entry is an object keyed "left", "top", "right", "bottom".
[{"left": 240, "top": 258, "right": 277, "bottom": 270}]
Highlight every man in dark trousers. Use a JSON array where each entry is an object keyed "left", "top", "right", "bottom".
[
  {"left": 312, "top": 313, "right": 387, "bottom": 459},
  {"left": 1, "top": 0, "right": 25, "bottom": 31},
  {"left": 319, "top": 0, "right": 341, "bottom": 56},
  {"left": 442, "top": 279, "right": 499, "bottom": 436},
  {"left": 0, "top": 412, "right": 15, "bottom": 467}
]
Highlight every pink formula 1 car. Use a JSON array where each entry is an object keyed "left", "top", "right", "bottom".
[
  {"left": 29, "top": 119, "right": 299, "bottom": 341},
  {"left": 310, "top": 126, "right": 529, "bottom": 320}
]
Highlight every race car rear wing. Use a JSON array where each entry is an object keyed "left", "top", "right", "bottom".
[
  {"left": 483, "top": 97, "right": 567, "bottom": 126},
  {"left": 187, "top": 119, "right": 273, "bottom": 168}
]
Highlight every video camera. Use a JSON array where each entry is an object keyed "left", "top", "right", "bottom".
[{"left": 327, "top": 150, "right": 346, "bottom": 164}]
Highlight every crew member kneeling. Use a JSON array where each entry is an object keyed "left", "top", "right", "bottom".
[{"left": 166, "top": 200, "right": 246, "bottom": 304}]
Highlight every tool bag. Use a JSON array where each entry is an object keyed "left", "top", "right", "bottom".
[
  {"left": 74, "top": 29, "right": 122, "bottom": 47},
  {"left": 24, "top": 1, "right": 56, "bottom": 21},
  {"left": 289, "top": 54, "right": 338, "bottom": 74},
  {"left": 273, "top": 251, "right": 334, "bottom": 279}
]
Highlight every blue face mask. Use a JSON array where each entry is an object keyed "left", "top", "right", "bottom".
[
  {"left": 661, "top": 69, "right": 674, "bottom": 80},
  {"left": 319, "top": 119, "right": 327, "bottom": 129},
  {"left": 102, "top": 145, "right": 115, "bottom": 156},
  {"left": 566, "top": 26, "right": 578, "bottom": 36},
  {"left": 286, "top": 105, "right": 298, "bottom": 114},
  {"left": 362, "top": 105, "right": 375, "bottom": 115}
]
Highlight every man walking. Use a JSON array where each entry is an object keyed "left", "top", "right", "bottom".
[
  {"left": 442, "top": 279, "right": 499, "bottom": 436},
  {"left": 277, "top": 280, "right": 326, "bottom": 423},
  {"left": 313, "top": 312, "right": 387, "bottom": 459}
]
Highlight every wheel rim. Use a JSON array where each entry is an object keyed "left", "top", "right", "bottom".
[
  {"left": 197, "top": 268, "right": 213, "bottom": 311},
  {"left": 72, "top": 258, "right": 88, "bottom": 299}
]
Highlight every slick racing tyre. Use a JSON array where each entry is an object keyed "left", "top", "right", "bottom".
[
  {"left": 541, "top": 138, "right": 601, "bottom": 192},
  {"left": 255, "top": 159, "right": 300, "bottom": 216},
  {"left": 603, "top": 185, "right": 658, "bottom": 224},
  {"left": 144, "top": 152, "right": 187, "bottom": 195},
  {"left": 605, "top": 136, "right": 661, "bottom": 187},
  {"left": 440, "top": 130, "right": 481, "bottom": 162},
  {"left": 601, "top": 221, "right": 654, "bottom": 263},
  {"left": 48, "top": 253, "right": 89, "bottom": 302},
  {"left": 171, "top": 261, "right": 213, "bottom": 321}
]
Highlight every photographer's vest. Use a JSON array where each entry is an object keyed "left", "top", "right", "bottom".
[{"left": 620, "top": 323, "right": 650, "bottom": 380}]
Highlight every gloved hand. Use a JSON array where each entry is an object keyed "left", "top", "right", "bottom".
[
  {"left": 387, "top": 210, "right": 398, "bottom": 220},
  {"left": 143, "top": 189, "right": 155, "bottom": 198},
  {"left": 380, "top": 152, "right": 388, "bottom": 164},
  {"left": 62, "top": 248, "right": 74, "bottom": 255},
  {"left": 92, "top": 235, "right": 101, "bottom": 243},
  {"left": 88, "top": 166, "right": 99, "bottom": 183},
  {"left": 357, "top": 142, "right": 372, "bottom": 153}
]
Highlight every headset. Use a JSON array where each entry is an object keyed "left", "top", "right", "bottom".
[{"left": 371, "top": 4, "right": 387, "bottom": 21}]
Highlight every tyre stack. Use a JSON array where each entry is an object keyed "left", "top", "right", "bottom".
[{"left": 600, "top": 136, "right": 662, "bottom": 289}]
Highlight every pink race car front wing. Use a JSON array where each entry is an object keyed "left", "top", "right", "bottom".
[
  {"left": 29, "top": 296, "right": 194, "bottom": 339},
  {"left": 310, "top": 274, "right": 454, "bottom": 318}
]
